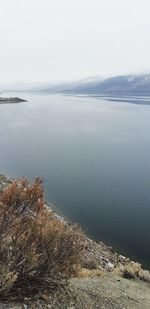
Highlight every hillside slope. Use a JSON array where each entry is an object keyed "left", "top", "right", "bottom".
[
  {"left": 32, "top": 74, "right": 150, "bottom": 96},
  {"left": 0, "top": 174, "right": 150, "bottom": 309},
  {"left": 1, "top": 274, "right": 150, "bottom": 308},
  {"left": 61, "top": 74, "right": 150, "bottom": 95}
]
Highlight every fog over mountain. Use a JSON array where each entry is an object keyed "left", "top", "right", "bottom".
[
  {"left": 1, "top": 74, "right": 150, "bottom": 96},
  {"left": 60, "top": 74, "right": 150, "bottom": 95}
]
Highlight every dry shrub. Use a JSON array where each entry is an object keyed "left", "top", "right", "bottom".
[
  {"left": 114, "top": 261, "right": 143, "bottom": 279},
  {"left": 77, "top": 267, "right": 103, "bottom": 278},
  {"left": 82, "top": 258, "right": 99, "bottom": 270},
  {"left": 0, "top": 178, "right": 84, "bottom": 299}
]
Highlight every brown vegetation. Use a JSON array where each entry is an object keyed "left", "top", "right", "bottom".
[{"left": 0, "top": 178, "right": 84, "bottom": 299}]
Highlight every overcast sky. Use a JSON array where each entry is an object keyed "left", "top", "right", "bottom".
[{"left": 0, "top": 0, "right": 150, "bottom": 83}]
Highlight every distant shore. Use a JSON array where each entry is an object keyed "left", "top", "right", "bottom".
[{"left": 0, "top": 97, "right": 27, "bottom": 104}]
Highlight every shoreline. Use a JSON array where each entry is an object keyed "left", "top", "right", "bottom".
[
  {"left": 0, "top": 97, "right": 27, "bottom": 104},
  {"left": 0, "top": 173, "right": 150, "bottom": 283}
]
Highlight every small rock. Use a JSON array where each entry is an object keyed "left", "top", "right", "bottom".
[
  {"left": 107, "top": 262, "right": 114, "bottom": 271},
  {"left": 41, "top": 293, "right": 49, "bottom": 302},
  {"left": 139, "top": 270, "right": 150, "bottom": 282},
  {"left": 119, "top": 255, "right": 126, "bottom": 261}
]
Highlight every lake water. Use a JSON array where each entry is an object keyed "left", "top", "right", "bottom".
[{"left": 0, "top": 93, "right": 150, "bottom": 268}]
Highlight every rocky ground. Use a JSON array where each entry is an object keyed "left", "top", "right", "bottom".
[
  {"left": 0, "top": 274, "right": 150, "bottom": 309},
  {"left": 0, "top": 174, "right": 150, "bottom": 308}
]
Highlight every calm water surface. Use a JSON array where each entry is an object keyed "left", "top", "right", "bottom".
[{"left": 0, "top": 93, "right": 150, "bottom": 268}]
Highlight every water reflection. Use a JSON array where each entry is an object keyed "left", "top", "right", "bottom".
[{"left": 0, "top": 93, "right": 150, "bottom": 268}]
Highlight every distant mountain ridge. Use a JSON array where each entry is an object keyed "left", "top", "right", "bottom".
[
  {"left": 41, "top": 76, "right": 104, "bottom": 93},
  {"left": 1, "top": 74, "right": 150, "bottom": 95},
  {"left": 57, "top": 74, "right": 150, "bottom": 95}
]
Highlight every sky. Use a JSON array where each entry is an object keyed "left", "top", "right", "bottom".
[{"left": 0, "top": 0, "right": 150, "bottom": 83}]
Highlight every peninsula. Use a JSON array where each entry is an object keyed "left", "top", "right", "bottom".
[{"left": 0, "top": 97, "right": 27, "bottom": 104}]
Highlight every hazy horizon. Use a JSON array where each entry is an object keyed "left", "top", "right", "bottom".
[
  {"left": 0, "top": 0, "right": 150, "bottom": 83},
  {"left": 1, "top": 71, "right": 150, "bottom": 88}
]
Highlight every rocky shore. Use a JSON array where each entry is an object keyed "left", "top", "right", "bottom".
[
  {"left": 0, "top": 173, "right": 150, "bottom": 309},
  {"left": 0, "top": 97, "right": 27, "bottom": 104}
]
